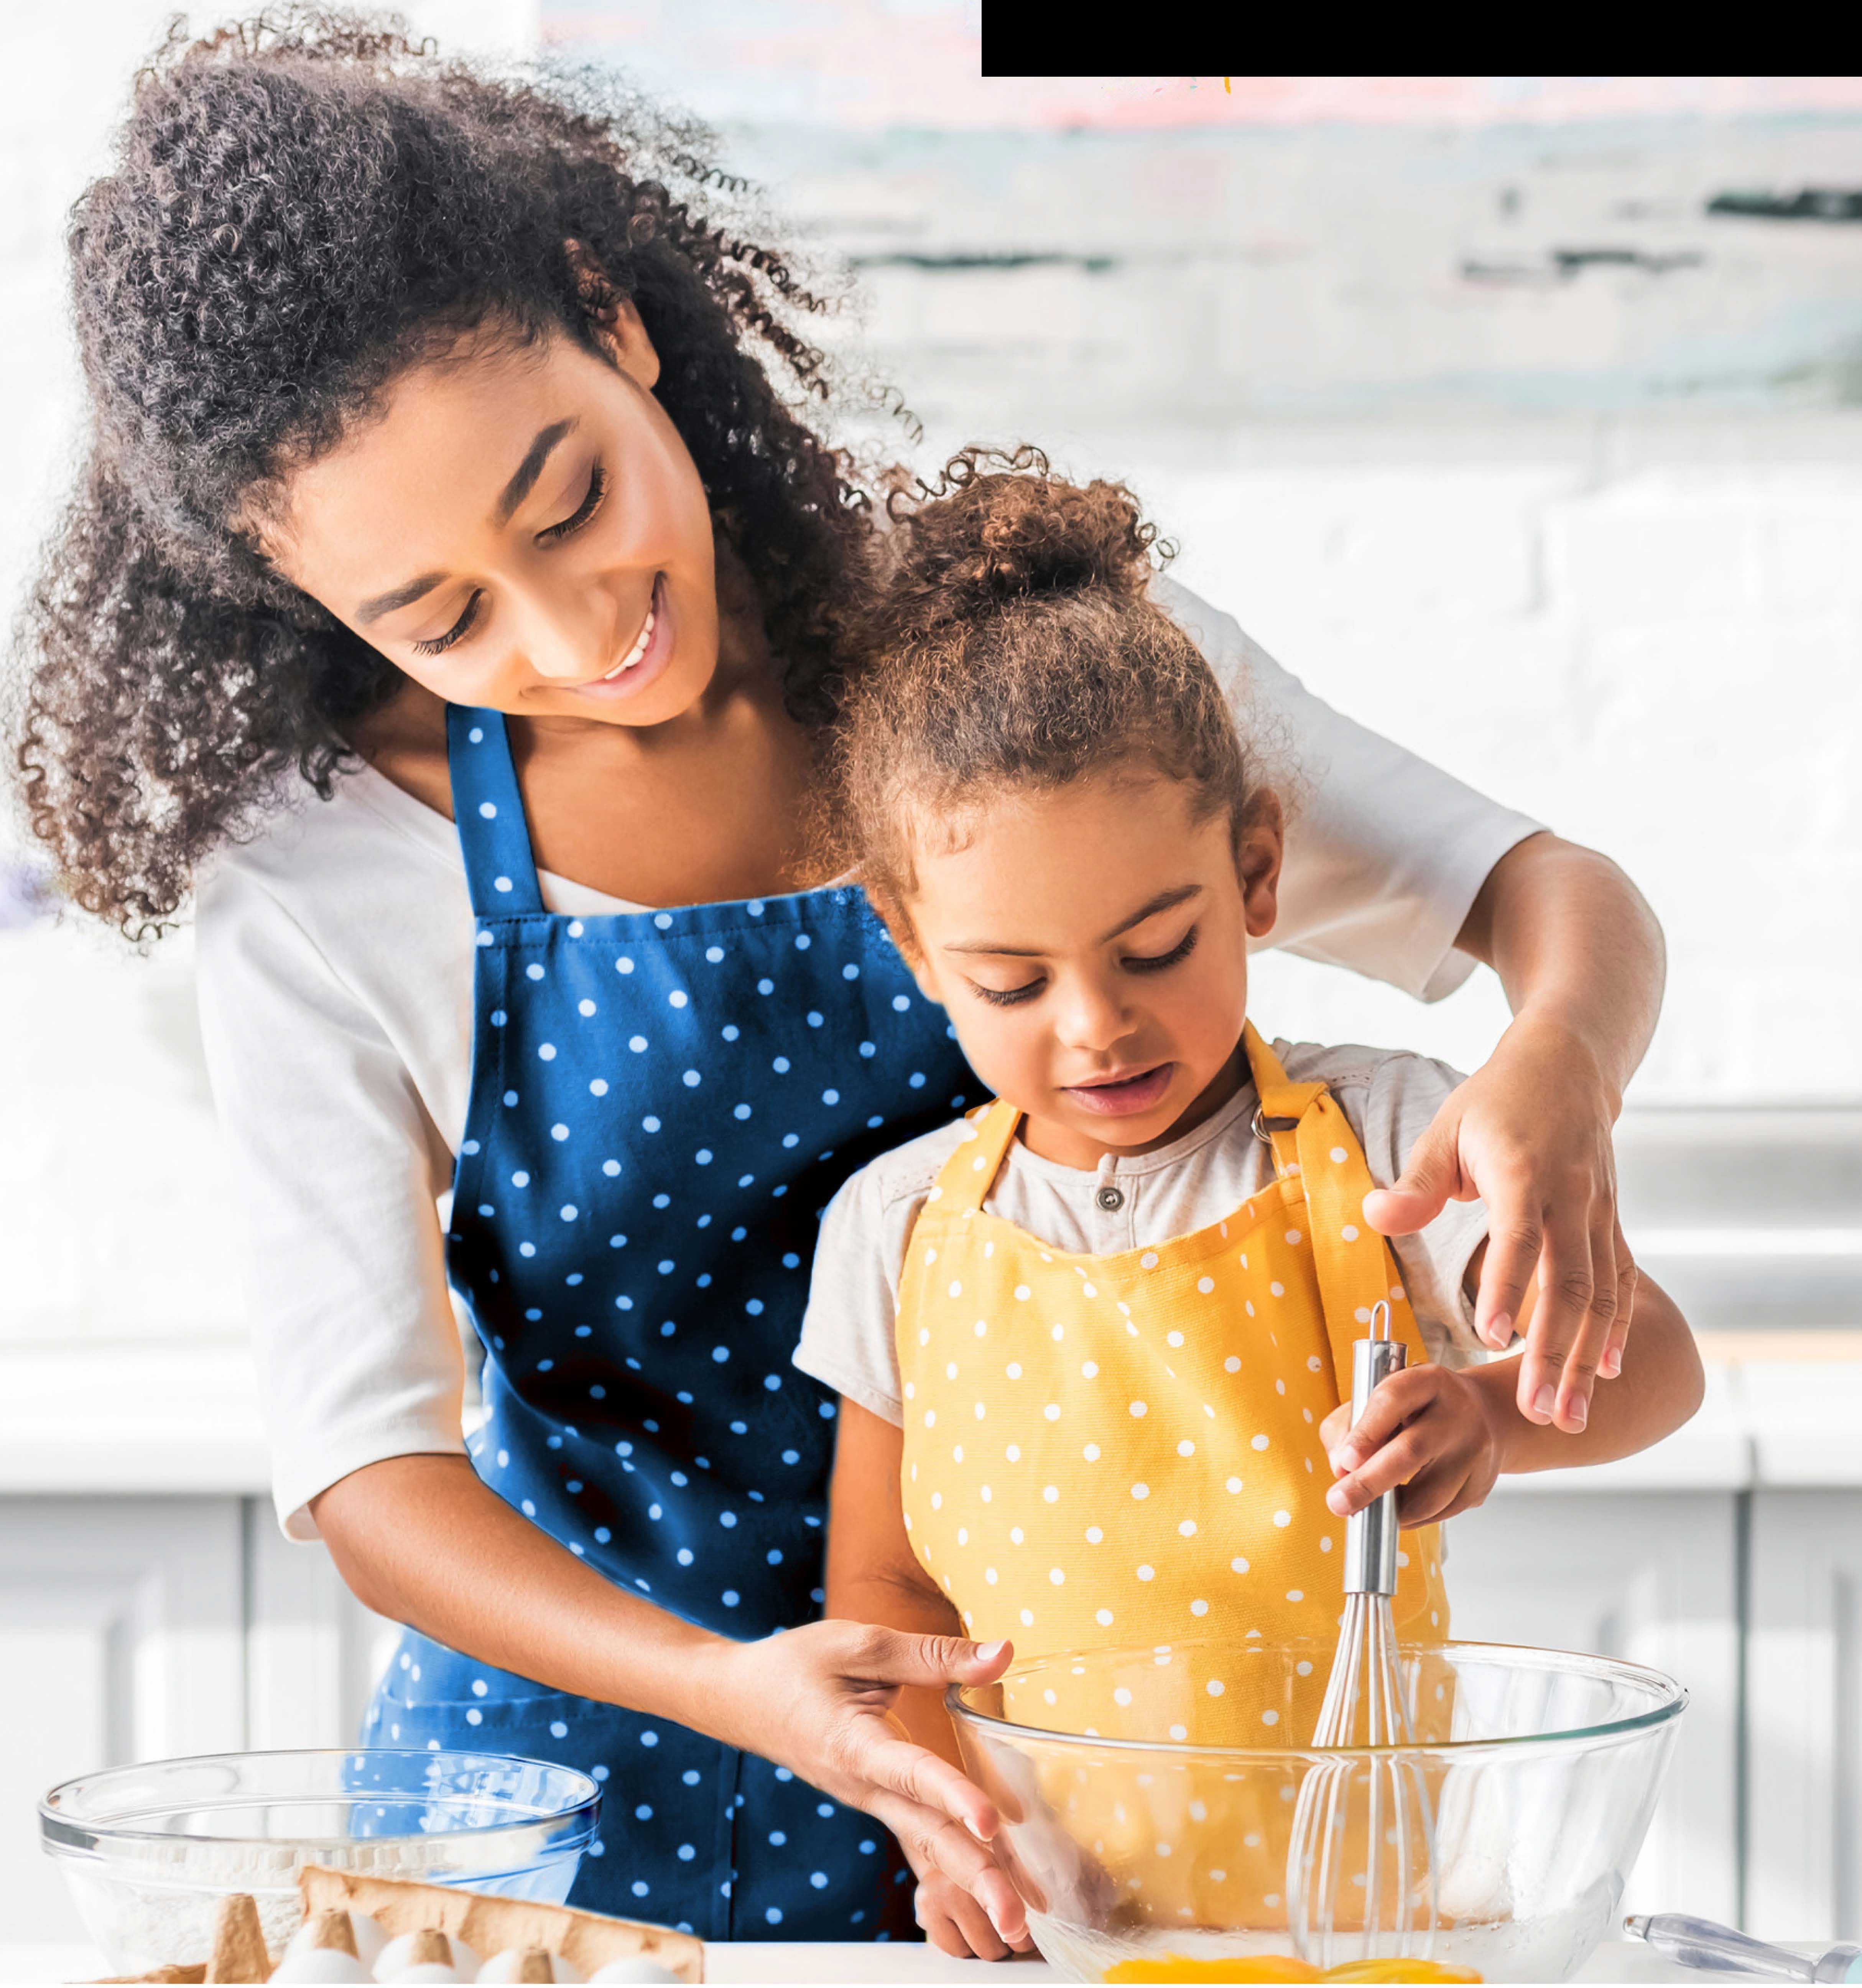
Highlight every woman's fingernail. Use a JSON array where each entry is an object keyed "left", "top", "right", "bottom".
[
  {"left": 1485, "top": 1312, "right": 1513, "bottom": 1348},
  {"left": 1532, "top": 1384, "right": 1556, "bottom": 1420},
  {"left": 1601, "top": 1347, "right": 1622, "bottom": 1378},
  {"left": 1566, "top": 1396, "right": 1588, "bottom": 1430},
  {"left": 1326, "top": 1484, "right": 1350, "bottom": 1516},
  {"left": 975, "top": 1640, "right": 1007, "bottom": 1663}
]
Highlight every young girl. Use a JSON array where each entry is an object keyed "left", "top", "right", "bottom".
[{"left": 795, "top": 459, "right": 1705, "bottom": 1959}]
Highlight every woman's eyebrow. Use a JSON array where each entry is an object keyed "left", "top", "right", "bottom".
[
  {"left": 494, "top": 417, "right": 578, "bottom": 525},
  {"left": 355, "top": 417, "right": 582, "bottom": 623}
]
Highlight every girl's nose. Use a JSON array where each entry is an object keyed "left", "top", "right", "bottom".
[{"left": 1055, "top": 977, "right": 1131, "bottom": 1054}]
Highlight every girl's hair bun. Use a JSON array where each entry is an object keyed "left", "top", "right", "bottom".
[{"left": 876, "top": 446, "right": 1163, "bottom": 645}]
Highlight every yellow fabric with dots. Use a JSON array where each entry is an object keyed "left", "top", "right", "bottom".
[{"left": 895, "top": 1025, "right": 1451, "bottom": 1930}]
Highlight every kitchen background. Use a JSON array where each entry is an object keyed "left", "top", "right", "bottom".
[{"left": 2, "top": 2, "right": 1860, "bottom": 1949}]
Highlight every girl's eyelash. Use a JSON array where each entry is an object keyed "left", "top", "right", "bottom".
[
  {"left": 407, "top": 462, "right": 608, "bottom": 658},
  {"left": 538, "top": 461, "right": 608, "bottom": 543},
  {"left": 1125, "top": 925, "right": 1199, "bottom": 973},
  {"left": 973, "top": 979, "right": 1045, "bottom": 1009},
  {"left": 412, "top": 590, "right": 483, "bottom": 658}
]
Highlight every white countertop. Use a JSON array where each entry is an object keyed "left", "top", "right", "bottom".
[
  {"left": 5, "top": 1338, "right": 1861, "bottom": 1498},
  {"left": 0, "top": 1934, "right": 1742, "bottom": 1983}
]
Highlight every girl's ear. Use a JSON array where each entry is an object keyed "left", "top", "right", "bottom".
[
  {"left": 1237, "top": 791, "right": 1286, "bottom": 940},
  {"left": 564, "top": 239, "right": 661, "bottom": 391},
  {"left": 867, "top": 888, "right": 946, "bottom": 1009}
]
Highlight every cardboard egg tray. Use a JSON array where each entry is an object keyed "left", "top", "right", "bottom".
[{"left": 98, "top": 1865, "right": 705, "bottom": 1983}]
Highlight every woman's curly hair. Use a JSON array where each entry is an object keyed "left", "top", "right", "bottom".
[
  {"left": 13, "top": 10, "right": 881, "bottom": 936},
  {"left": 831, "top": 448, "right": 1272, "bottom": 945}
]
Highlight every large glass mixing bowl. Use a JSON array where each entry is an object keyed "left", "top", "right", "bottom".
[
  {"left": 949, "top": 1639, "right": 1685, "bottom": 1984},
  {"left": 39, "top": 1748, "right": 600, "bottom": 1973}
]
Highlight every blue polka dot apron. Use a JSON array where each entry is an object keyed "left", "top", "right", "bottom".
[{"left": 362, "top": 706, "right": 972, "bottom": 1940}]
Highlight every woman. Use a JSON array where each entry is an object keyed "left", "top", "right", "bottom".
[{"left": 13, "top": 16, "right": 1660, "bottom": 1950}]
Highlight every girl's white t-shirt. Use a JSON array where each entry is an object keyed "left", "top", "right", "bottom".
[
  {"left": 192, "top": 579, "right": 1540, "bottom": 1538},
  {"left": 792, "top": 1040, "right": 1492, "bottom": 1431}
]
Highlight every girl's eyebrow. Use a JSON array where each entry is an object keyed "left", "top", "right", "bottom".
[{"left": 941, "top": 883, "right": 1204, "bottom": 957}]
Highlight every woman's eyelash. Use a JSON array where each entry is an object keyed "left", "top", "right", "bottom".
[
  {"left": 1126, "top": 925, "right": 1199, "bottom": 973},
  {"left": 412, "top": 590, "right": 483, "bottom": 657},
  {"left": 538, "top": 461, "right": 608, "bottom": 543},
  {"left": 407, "top": 463, "right": 608, "bottom": 658},
  {"left": 973, "top": 979, "right": 1045, "bottom": 1009}
]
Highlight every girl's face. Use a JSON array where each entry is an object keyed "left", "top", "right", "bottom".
[
  {"left": 903, "top": 770, "right": 1285, "bottom": 1169},
  {"left": 267, "top": 307, "right": 721, "bottom": 728}
]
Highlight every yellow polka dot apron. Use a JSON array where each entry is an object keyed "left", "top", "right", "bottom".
[{"left": 896, "top": 1025, "right": 1451, "bottom": 1934}]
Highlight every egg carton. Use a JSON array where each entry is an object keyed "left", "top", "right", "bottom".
[{"left": 97, "top": 1866, "right": 702, "bottom": 1985}]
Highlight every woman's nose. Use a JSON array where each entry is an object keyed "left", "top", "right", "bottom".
[{"left": 509, "top": 577, "right": 622, "bottom": 684}]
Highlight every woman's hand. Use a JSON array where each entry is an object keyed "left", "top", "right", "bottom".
[
  {"left": 1320, "top": 1363, "right": 1507, "bottom": 1527},
  {"left": 1362, "top": 1014, "right": 1636, "bottom": 1437},
  {"left": 693, "top": 1620, "right": 1029, "bottom": 1947},
  {"left": 1362, "top": 834, "right": 1664, "bottom": 1438}
]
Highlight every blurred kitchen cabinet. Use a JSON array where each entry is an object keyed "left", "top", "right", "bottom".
[
  {"left": 1446, "top": 1489, "right": 1740, "bottom": 1925},
  {"left": 0, "top": 1497, "right": 243, "bottom": 1937},
  {"left": 1747, "top": 1490, "right": 1862, "bottom": 1942}
]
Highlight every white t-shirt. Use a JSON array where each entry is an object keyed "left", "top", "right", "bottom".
[
  {"left": 193, "top": 580, "right": 1539, "bottom": 1538},
  {"left": 792, "top": 1041, "right": 1491, "bottom": 1428}
]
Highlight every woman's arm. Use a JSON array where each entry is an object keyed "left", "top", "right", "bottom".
[
  {"left": 1362, "top": 833, "right": 1665, "bottom": 1436},
  {"left": 313, "top": 1455, "right": 1014, "bottom": 1904},
  {"left": 824, "top": 1400, "right": 1033, "bottom": 1958}
]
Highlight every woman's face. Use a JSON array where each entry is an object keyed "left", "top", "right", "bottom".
[{"left": 268, "top": 308, "right": 721, "bottom": 727}]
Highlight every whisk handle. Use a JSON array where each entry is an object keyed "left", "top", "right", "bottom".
[
  {"left": 1343, "top": 1335, "right": 1407, "bottom": 1597},
  {"left": 1625, "top": 1912, "right": 1823, "bottom": 1980}
]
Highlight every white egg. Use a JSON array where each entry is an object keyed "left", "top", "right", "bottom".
[
  {"left": 283, "top": 1911, "right": 387, "bottom": 1970},
  {"left": 587, "top": 1962, "right": 680, "bottom": 1985},
  {"left": 271, "top": 1950, "right": 373, "bottom": 1984},
  {"left": 373, "top": 1929, "right": 479, "bottom": 1982},
  {"left": 476, "top": 1949, "right": 584, "bottom": 1983}
]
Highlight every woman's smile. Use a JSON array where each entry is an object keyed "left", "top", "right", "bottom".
[{"left": 559, "top": 571, "right": 673, "bottom": 701}]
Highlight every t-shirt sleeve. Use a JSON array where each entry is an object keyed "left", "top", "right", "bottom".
[
  {"left": 195, "top": 863, "right": 469, "bottom": 1540},
  {"left": 1153, "top": 576, "right": 1543, "bottom": 1002},
  {"left": 1282, "top": 1042, "right": 1490, "bottom": 1368},
  {"left": 793, "top": 1160, "right": 929, "bottom": 1428}
]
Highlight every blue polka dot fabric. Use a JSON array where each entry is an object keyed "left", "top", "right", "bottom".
[{"left": 363, "top": 707, "right": 969, "bottom": 1940}]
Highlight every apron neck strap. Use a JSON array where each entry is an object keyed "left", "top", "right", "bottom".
[
  {"left": 446, "top": 706, "right": 545, "bottom": 917},
  {"left": 931, "top": 1098, "right": 1023, "bottom": 1216},
  {"left": 1244, "top": 1021, "right": 1326, "bottom": 1181}
]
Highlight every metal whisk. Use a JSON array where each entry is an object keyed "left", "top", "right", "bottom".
[{"left": 1286, "top": 1300, "right": 1439, "bottom": 1969}]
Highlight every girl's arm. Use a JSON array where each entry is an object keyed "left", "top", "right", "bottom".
[
  {"left": 1321, "top": 1259, "right": 1704, "bottom": 1526},
  {"left": 824, "top": 1400, "right": 1033, "bottom": 1958},
  {"left": 1363, "top": 833, "right": 1665, "bottom": 1437},
  {"left": 313, "top": 1454, "right": 1013, "bottom": 1901},
  {"left": 824, "top": 1399, "right": 971, "bottom": 1771}
]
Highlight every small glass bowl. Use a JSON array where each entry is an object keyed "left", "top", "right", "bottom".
[
  {"left": 40, "top": 1747, "right": 600, "bottom": 1973},
  {"left": 949, "top": 1637, "right": 1686, "bottom": 1984}
]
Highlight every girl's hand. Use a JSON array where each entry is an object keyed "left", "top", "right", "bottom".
[
  {"left": 1320, "top": 1363, "right": 1507, "bottom": 1528},
  {"left": 1361, "top": 1013, "right": 1637, "bottom": 1437},
  {"left": 913, "top": 1863, "right": 1039, "bottom": 1961},
  {"left": 696, "top": 1621, "right": 1029, "bottom": 1944}
]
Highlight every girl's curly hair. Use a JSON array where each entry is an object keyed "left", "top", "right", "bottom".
[
  {"left": 13, "top": 11, "right": 880, "bottom": 936},
  {"left": 831, "top": 448, "right": 1271, "bottom": 945}
]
